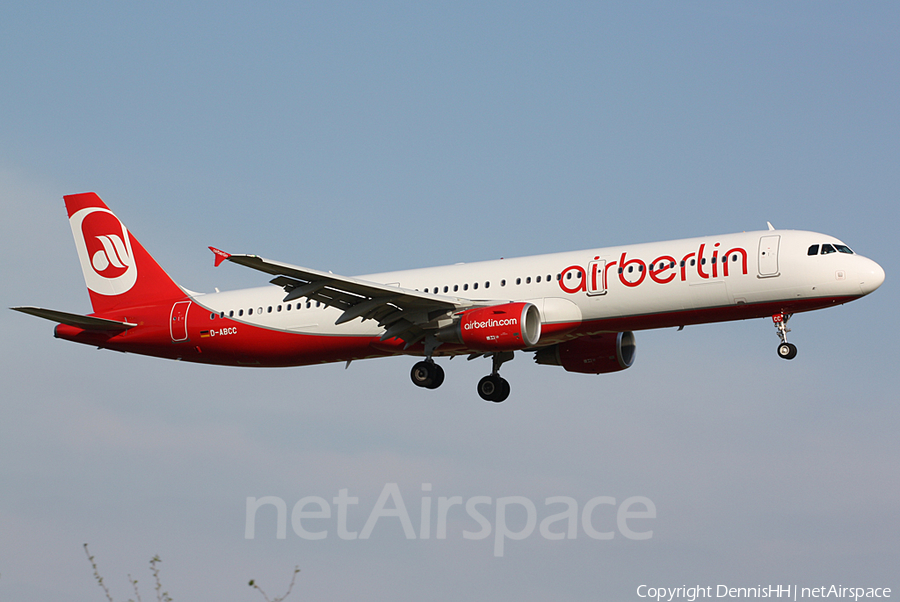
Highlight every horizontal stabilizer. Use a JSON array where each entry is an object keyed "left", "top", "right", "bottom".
[{"left": 10, "top": 307, "right": 137, "bottom": 331}]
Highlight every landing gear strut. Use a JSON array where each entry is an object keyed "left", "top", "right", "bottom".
[
  {"left": 477, "top": 351, "right": 513, "bottom": 403},
  {"left": 410, "top": 335, "right": 445, "bottom": 390},
  {"left": 772, "top": 313, "right": 797, "bottom": 360}
]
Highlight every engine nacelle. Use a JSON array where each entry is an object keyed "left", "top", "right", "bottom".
[
  {"left": 437, "top": 302, "right": 541, "bottom": 352},
  {"left": 534, "top": 332, "right": 636, "bottom": 374}
]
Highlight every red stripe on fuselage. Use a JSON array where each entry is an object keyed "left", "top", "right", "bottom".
[{"left": 53, "top": 294, "right": 861, "bottom": 367}]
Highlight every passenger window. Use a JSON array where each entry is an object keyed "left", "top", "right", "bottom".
[
  {"left": 808, "top": 245, "right": 819, "bottom": 256},
  {"left": 526, "top": 277, "right": 531, "bottom": 284},
  {"left": 239, "top": 309, "right": 244, "bottom": 317},
  {"left": 536, "top": 275, "right": 541, "bottom": 283},
  {"left": 516, "top": 278, "right": 521, "bottom": 285},
  {"left": 485, "top": 282, "right": 490, "bottom": 289},
  {"left": 463, "top": 283, "right": 468, "bottom": 291},
  {"left": 821, "top": 244, "right": 837, "bottom": 255},
  {"left": 248, "top": 308, "right": 253, "bottom": 315}
]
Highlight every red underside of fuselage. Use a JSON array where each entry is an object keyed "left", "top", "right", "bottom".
[{"left": 54, "top": 294, "right": 858, "bottom": 368}]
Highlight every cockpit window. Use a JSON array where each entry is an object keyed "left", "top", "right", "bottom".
[{"left": 811, "top": 242, "right": 854, "bottom": 256}]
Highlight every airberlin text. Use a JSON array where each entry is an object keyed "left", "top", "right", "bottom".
[
  {"left": 244, "top": 484, "right": 655, "bottom": 557},
  {"left": 559, "top": 242, "right": 749, "bottom": 294},
  {"left": 464, "top": 317, "right": 518, "bottom": 330}
]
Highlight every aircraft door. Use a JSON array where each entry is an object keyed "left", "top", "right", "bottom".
[
  {"left": 758, "top": 235, "right": 781, "bottom": 278},
  {"left": 587, "top": 259, "right": 607, "bottom": 295},
  {"left": 170, "top": 300, "right": 191, "bottom": 342}
]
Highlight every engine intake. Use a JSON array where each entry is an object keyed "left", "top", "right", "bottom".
[
  {"left": 437, "top": 302, "right": 541, "bottom": 352},
  {"left": 534, "top": 331, "right": 636, "bottom": 374}
]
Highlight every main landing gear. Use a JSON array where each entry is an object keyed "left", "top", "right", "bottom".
[
  {"left": 476, "top": 351, "right": 513, "bottom": 403},
  {"left": 409, "top": 351, "right": 514, "bottom": 402},
  {"left": 410, "top": 335, "right": 445, "bottom": 390},
  {"left": 772, "top": 312, "right": 798, "bottom": 360},
  {"left": 410, "top": 359, "right": 444, "bottom": 389}
]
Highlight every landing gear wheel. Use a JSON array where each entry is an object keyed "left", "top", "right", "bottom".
[
  {"left": 498, "top": 377, "right": 510, "bottom": 401},
  {"left": 777, "top": 342, "right": 798, "bottom": 360},
  {"left": 410, "top": 360, "right": 444, "bottom": 389},
  {"left": 478, "top": 374, "right": 510, "bottom": 403},
  {"left": 772, "top": 313, "right": 798, "bottom": 361},
  {"left": 430, "top": 363, "right": 445, "bottom": 389}
]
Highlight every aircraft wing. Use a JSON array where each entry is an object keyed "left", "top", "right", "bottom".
[
  {"left": 211, "top": 248, "right": 477, "bottom": 346},
  {"left": 11, "top": 306, "right": 137, "bottom": 331}
]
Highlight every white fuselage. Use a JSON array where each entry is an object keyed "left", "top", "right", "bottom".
[{"left": 192, "top": 229, "right": 884, "bottom": 347}]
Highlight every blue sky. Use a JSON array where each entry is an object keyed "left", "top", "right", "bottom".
[{"left": 1, "top": 3, "right": 898, "bottom": 600}]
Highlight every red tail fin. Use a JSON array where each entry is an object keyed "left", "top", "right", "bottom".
[{"left": 65, "top": 193, "right": 185, "bottom": 314}]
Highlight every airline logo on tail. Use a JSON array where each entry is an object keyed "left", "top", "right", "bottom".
[{"left": 69, "top": 207, "right": 137, "bottom": 295}]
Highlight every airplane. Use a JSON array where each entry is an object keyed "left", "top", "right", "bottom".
[{"left": 12, "top": 192, "right": 885, "bottom": 402}]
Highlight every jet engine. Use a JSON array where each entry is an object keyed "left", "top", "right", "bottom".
[
  {"left": 437, "top": 302, "right": 541, "bottom": 352},
  {"left": 534, "top": 332, "right": 636, "bottom": 374}
]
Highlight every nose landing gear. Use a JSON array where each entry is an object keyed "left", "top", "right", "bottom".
[{"left": 773, "top": 313, "right": 797, "bottom": 360}]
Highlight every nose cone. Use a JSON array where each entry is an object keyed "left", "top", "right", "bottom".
[{"left": 859, "top": 258, "right": 885, "bottom": 295}]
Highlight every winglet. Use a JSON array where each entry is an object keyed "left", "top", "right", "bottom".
[{"left": 209, "top": 246, "right": 231, "bottom": 267}]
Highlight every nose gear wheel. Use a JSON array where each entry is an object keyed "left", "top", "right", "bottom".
[{"left": 772, "top": 313, "right": 797, "bottom": 360}]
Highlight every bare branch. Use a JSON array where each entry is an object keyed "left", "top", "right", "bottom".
[
  {"left": 128, "top": 574, "right": 142, "bottom": 602},
  {"left": 84, "top": 543, "right": 115, "bottom": 602},
  {"left": 150, "top": 555, "right": 173, "bottom": 602},
  {"left": 248, "top": 566, "right": 301, "bottom": 602}
]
